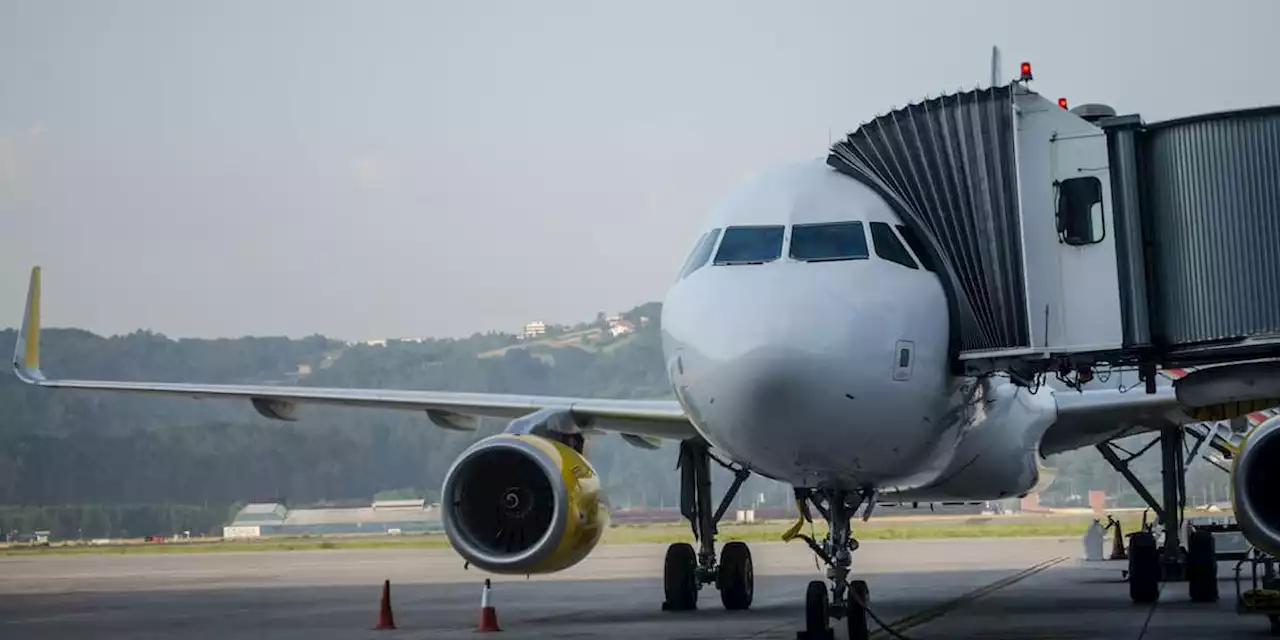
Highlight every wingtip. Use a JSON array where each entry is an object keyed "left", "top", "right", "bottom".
[{"left": 13, "top": 265, "right": 44, "bottom": 383}]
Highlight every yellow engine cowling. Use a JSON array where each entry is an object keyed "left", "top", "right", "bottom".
[
  {"left": 1231, "top": 414, "right": 1280, "bottom": 557},
  {"left": 440, "top": 434, "right": 610, "bottom": 574}
]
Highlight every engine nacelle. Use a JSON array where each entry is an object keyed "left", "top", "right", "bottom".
[
  {"left": 440, "top": 434, "right": 610, "bottom": 574},
  {"left": 1231, "top": 414, "right": 1280, "bottom": 556}
]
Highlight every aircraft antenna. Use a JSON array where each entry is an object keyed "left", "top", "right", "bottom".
[{"left": 990, "top": 45, "right": 1002, "bottom": 87}]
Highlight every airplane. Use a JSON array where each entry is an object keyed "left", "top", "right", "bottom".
[{"left": 10, "top": 156, "right": 1279, "bottom": 639}]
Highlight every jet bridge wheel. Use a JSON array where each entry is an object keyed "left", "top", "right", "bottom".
[
  {"left": 717, "top": 541, "right": 754, "bottom": 610},
  {"left": 663, "top": 542, "right": 699, "bottom": 611},
  {"left": 1128, "top": 531, "right": 1160, "bottom": 604},
  {"left": 1187, "top": 529, "right": 1219, "bottom": 603}
]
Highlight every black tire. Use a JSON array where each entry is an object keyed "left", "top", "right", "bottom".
[
  {"left": 847, "top": 580, "right": 870, "bottom": 640},
  {"left": 804, "top": 580, "right": 829, "bottom": 635},
  {"left": 1128, "top": 531, "right": 1160, "bottom": 604},
  {"left": 663, "top": 542, "right": 699, "bottom": 611},
  {"left": 1187, "top": 528, "right": 1219, "bottom": 603},
  {"left": 718, "top": 541, "right": 754, "bottom": 610}
]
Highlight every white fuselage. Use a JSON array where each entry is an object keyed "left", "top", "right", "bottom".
[{"left": 659, "top": 160, "right": 1058, "bottom": 502}]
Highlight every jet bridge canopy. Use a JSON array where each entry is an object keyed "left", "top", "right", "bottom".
[{"left": 827, "top": 85, "right": 1280, "bottom": 380}]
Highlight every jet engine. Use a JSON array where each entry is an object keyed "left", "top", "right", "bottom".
[
  {"left": 440, "top": 433, "right": 610, "bottom": 574},
  {"left": 1231, "top": 414, "right": 1280, "bottom": 555}
]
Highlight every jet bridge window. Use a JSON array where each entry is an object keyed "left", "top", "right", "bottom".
[
  {"left": 1056, "top": 176, "right": 1106, "bottom": 246},
  {"left": 677, "top": 228, "right": 722, "bottom": 279},
  {"left": 788, "top": 222, "right": 869, "bottom": 262},
  {"left": 869, "top": 222, "right": 919, "bottom": 270},
  {"left": 713, "top": 225, "right": 785, "bottom": 265}
]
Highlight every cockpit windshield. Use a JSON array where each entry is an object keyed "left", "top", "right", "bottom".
[
  {"left": 895, "top": 224, "right": 937, "bottom": 272},
  {"left": 714, "top": 226, "right": 785, "bottom": 265},
  {"left": 677, "top": 228, "right": 722, "bottom": 279},
  {"left": 788, "top": 222, "right": 869, "bottom": 262},
  {"left": 870, "top": 222, "right": 920, "bottom": 270}
]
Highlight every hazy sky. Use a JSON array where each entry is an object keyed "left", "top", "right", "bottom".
[{"left": 3, "top": 0, "right": 1278, "bottom": 341}]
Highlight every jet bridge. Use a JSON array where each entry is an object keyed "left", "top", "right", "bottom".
[{"left": 827, "top": 81, "right": 1280, "bottom": 402}]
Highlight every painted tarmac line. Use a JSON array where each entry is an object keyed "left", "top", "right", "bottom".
[{"left": 869, "top": 556, "right": 1069, "bottom": 639}]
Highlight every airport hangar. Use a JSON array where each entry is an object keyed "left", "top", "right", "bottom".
[{"left": 222, "top": 499, "right": 443, "bottom": 538}]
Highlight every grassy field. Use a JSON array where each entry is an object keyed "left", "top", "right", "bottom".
[{"left": 0, "top": 511, "right": 1181, "bottom": 557}]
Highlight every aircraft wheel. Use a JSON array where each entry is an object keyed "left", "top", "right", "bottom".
[
  {"left": 804, "top": 580, "right": 830, "bottom": 637},
  {"left": 718, "top": 541, "right": 754, "bottom": 610},
  {"left": 663, "top": 542, "right": 698, "bottom": 611},
  {"left": 1128, "top": 531, "right": 1160, "bottom": 604},
  {"left": 847, "top": 580, "right": 870, "bottom": 640},
  {"left": 1187, "top": 528, "right": 1219, "bottom": 602}
]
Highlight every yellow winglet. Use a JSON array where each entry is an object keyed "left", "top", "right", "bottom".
[{"left": 13, "top": 266, "right": 44, "bottom": 382}]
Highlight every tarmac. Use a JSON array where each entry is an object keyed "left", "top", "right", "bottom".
[{"left": 0, "top": 537, "right": 1271, "bottom": 639}]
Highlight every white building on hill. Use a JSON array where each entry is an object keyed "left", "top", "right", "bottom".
[{"left": 522, "top": 321, "right": 547, "bottom": 339}]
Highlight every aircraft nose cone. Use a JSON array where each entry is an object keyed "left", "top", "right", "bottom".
[{"left": 724, "top": 345, "right": 856, "bottom": 428}]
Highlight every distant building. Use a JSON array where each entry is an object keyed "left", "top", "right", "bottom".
[
  {"left": 522, "top": 321, "right": 547, "bottom": 339},
  {"left": 222, "top": 499, "right": 443, "bottom": 538},
  {"left": 363, "top": 339, "right": 388, "bottom": 347},
  {"left": 607, "top": 315, "right": 636, "bottom": 337}
]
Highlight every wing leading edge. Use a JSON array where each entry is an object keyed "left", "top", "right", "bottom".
[{"left": 11, "top": 267, "right": 696, "bottom": 443}]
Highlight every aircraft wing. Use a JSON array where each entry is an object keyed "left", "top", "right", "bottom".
[
  {"left": 1043, "top": 367, "right": 1277, "bottom": 456},
  {"left": 1042, "top": 377, "right": 1190, "bottom": 455},
  {"left": 11, "top": 267, "right": 696, "bottom": 444}
]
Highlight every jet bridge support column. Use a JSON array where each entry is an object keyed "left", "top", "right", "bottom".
[
  {"left": 1159, "top": 426, "right": 1187, "bottom": 581},
  {"left": 1098, "top": 424, "right": 1199, "bottom": 603}
]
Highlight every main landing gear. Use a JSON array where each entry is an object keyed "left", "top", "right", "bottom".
[
  {"left": 1097, "top": 425, "right": 1219, "bottom": 605},
  {"left": 663, "top": 440, "right": 754, "bottom": 612},
  {"left": 792, "top": 487, "right": 873, "bottom": 640}
]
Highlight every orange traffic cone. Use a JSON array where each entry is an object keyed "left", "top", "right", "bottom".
[
  {"left": 374, "top": 579, "right": 396, "bottom": 630},
  {"left": 1109, "top": 520, "right": 1128, "bottom": 560},
  {"left": 477, "top": 579, "right": 501, "bottom": 632}
]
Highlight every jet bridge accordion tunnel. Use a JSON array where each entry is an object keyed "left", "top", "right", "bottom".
[
  {"left": 827, "top": 84, "right": 1280, "bottom": 410},
  {"left": 824, "top": 83, "right": 1274, "bottom": 376}
]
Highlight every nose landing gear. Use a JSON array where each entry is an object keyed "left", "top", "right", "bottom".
[{"left": 794, "top": 488, "right": 873, "bottom": 640}]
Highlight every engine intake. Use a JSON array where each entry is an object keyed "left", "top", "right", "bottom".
[
  {"left": 1232, "top": 414, "right": 1280, "bottom": 555},
  {"left": 440, "top": 434, "right": 609, "bottom": 574}
]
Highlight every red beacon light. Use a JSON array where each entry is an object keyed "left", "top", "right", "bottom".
[
  {"left": 1019, "top": 61, "right": 1033, "bottom": 81},
  {"left": 1058, "top": 97, "right": 1069, "bottom": 109}
]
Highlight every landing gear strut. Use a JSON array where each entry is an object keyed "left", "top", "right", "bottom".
[
  {"left": 663, "top": 440, "right": 753, "bottom": 611},
  {"left": 1097, "top": 424, "right": 1218, "bottom": 604},
  {"left": 794, "top": 488, "right": 872, "bottom": 640}
]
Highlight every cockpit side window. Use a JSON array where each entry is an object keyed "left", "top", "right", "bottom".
[
  {"left": 870, "top": 222, "right": 919, "bottom": 270},
  {"left": 677, "top": 228, "right": 722, "bottom": 279},
  {"left": 894, "top": 224, "right": 937, "bottom": 272},
  {"left": 789, "top": 222, "right": 869, "bottom": 262},
  {"left": 713, "top": 225, "right": 785, "bottom": 265}
]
